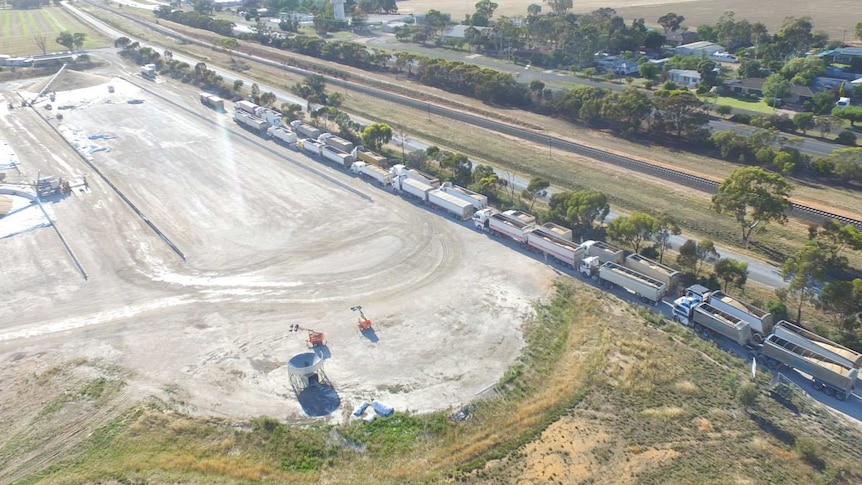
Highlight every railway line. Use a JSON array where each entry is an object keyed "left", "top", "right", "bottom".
[{"left": 72, "top": 1, "right": 862, "bottom": 230}]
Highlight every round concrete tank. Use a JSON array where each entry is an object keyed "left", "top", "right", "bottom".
[{"left": 288, "top": 352, "right": 325, "bottom": 391}]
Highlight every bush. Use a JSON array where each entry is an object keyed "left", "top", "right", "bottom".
[
  {"left": 716, "top": 105, "right": 733, "bottom": 115},
  {"left": 836, "top": 130, "right": 857, "bottom": 146},
  {"left": 729, "top": 113, "right": 752, "bottom": 124},
  {"left": 639, "top": 246, "right": 659, "bottom": 259},
  {"left": 737, "top": 382, "right": 758, "bottom": 407}
]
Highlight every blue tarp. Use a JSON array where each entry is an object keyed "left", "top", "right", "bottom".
[
  {"left": 353, "top": 401, "right": 369, "bottom": 417},
  {"left": 371, "top": 400, "right": 394, "bottom": 417}
]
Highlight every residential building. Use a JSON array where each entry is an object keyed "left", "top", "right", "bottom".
[
  {"left": 596, "top": 55, "right": 640, "bottom": 76},
  {"left": 668, "top": 69, "right": 701, "bottom": 87},
  {"left": 722, "top": 78, "right": 814, "bottom": 104}
]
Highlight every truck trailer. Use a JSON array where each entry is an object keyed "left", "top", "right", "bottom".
[
  {"left": 300, "top": 139, "right": 324, "bottom": 157},
  {"left": 235, "top": 100, "right": 259, "bottom": 116},
  {"left": 759, "top": 331, "right": 858, "bottom": 400},
  {"left": 396, "top": 176, "right": 434, "bottom": 201},
  {"left": 322, "top": 145, "right": 355, "bottom": 169},
  {"left": 439, "top": 182, "right": 488, "bottom": 210},
  {"left": 595, "top": 261, "right": 667, "bottom": 305},
  {"left": 771, "top": 321, "right": 862, "bottom": 369},
  {"left": 200, "top": 93, "right": 224, "bottom": 112},
  {"left": 290, "top": 120, "right": 322, "bottom": 140},
  {"left": 688, "top": 302, "right": 753, "bottom": 346},
  {"left": 706, "top": 291, "right": 774, "bottom": 343},
  {"left": 525, "top": 227, "right": 585, "bottom": 268},
  {"left": 354, "top": 148, "right": 388, "bottom": 167},
  {"left": 391, "top": 165, "right": 440, "bottom": 188},
  {"left": 268, "top": 126, "right": 297, "bottom": 145},
  {"left": 581, "top": 240, "right": 624, "bottom": 264},
  {"left": 234, "top": 111, "right": 270, "bottom": 137},
  {"left": 350, "top": 161, "right": 392, "bottom": 186},
  {"left": 472, "top": 209, "right": 535, "bottom": 243},
  {"left": 538, "top": 222, "right": 573, "bottom": 241},
  {"left": 625, "top": 253, "right": 682, "bottom": 290},
  {"left": 319, "top": 133, "right": 355, "bottom": 153},
  {"left": 428, "top": 189, "right": 474, "bottom": 220}
]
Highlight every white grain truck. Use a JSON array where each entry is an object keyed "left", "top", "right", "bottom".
[
  {"left": 290, "top": 120, "right": 322, "bottom": 140},
  {"left": 672, "top": 299, "right": 754, "bottom": 346},
  {"left": 439, "top": 182, "right": 488, "bottom": 210},
  {"left": 770, "top": 321, "right": 862, "bottom": 369},
  {"left": 319, "top": 133, "right": 355, "bottom": 153},
  {"left": 140, "top": 64, "right": 156, "bottom": 79},
  {"left": 395, "top": 176, "right": 434, "bottom": 201},
  {"left": 200, "top": 93, "right": 224, "bottom": 112},
  {"left": 322, "top": 145, "right": 355, "bottom": 169},
  {"left": 706, "top": 291, "right": 774, "bottom": 343},
  {"left": 258, "top": 108, "right": 282, "bottom": 127},
  {"left": 758, "top": 322, "right": 859, "bottom": 400},
  {"left": 428, "top": 189, "right": 474, "bottom": 220},
  {"left": 582, "top": 260, "right": 666, "bottom": 305},
  {"left": 473, "top": 209, "right": 536, "bottom": 243},
  {"left": 525, "top": 226, "right": 585, "bottom": 269},
  {"left": 235, "top": 100, "right": 259, "bottom": 116},
  {"left": 299, "top": 139, "right": 324, "bottom": 157},
  {"left": 351, "top": 161, "right": 392, "bottom": 186},
  {"left": 625, "top": 254, "right": 682, "bottom": 291},
  {"left": 234, "top": 111, "right": 270, "bottom": 137},
  {"left": 391, "top": 165, "right": 440, "bottom": 188},
  {"left": 268, "top": 126, "right": 297, "bottom": 145},
  {"left": 581, "top": 240, "right": 624, "bottom": 264}
]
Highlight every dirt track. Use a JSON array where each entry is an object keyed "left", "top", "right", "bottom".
[{"left": 0, "top": 70, "right": 554, "bottom": 430}]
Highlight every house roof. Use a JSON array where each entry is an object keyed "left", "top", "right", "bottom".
[
  {"left": 666, "top": 31, "right": 699, "bottom": 43},
  {"left": 834, "top": 47, "right": 862, "bottom": 57},
  {"left": 442, "top": 25, "right": 491, "bottom": 38},
  {"left": 669, "top": 69, "right": 700, "bottom": 77},
  {"left": 677, "top": 41, "right": 720, "bottom": 50},
  {"left": 724, "top": 78, "right": 814, "bottom": 97}
]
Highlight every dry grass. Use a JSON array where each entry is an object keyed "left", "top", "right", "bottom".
[
  {"left": 0, "top": 7, "right": 109, "bottom": 56},
  {"left": 401, "top": 0, "right": 859, "bottom": 42}
]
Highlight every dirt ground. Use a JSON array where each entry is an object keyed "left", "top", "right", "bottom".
[{"left": 0, "top": 67, "right": 555, "bottom": 432}]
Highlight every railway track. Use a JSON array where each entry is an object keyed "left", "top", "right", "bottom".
[{"left": 75, "top": 1, "right": 862, "bottom": 230}]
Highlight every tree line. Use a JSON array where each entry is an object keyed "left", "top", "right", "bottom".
[{"left": 154, "top": 5, "right": 235, "bottom": 36}]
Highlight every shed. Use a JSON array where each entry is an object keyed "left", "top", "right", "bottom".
[{"left": 674, "top": 41, "right": 725, "bottom": 57}]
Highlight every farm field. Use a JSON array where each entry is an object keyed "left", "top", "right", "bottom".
[
  {"left": 0, "top": 6, "right": 108, "bottom": 56},
  {"left": 400, "top": 0, "right": 860, "bottom": 41}
]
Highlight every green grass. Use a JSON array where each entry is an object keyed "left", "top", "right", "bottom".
[{"left": 704, "top": 94, "right": 777, "bottom": 114}]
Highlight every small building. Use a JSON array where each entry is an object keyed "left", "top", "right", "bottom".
[
  {"left": 722, "top": 77, "right": 814, "bottom": 104},
  {"left": 596, "top": 55, "right": 640, "bottom": 76},
  {"left": 668, "top": 69, "right": 701, "bottom": 87},
  {"left": 674, "top": 41, "right": 726, "bottom": 57},
  {"left": 665, "top": 30, "right": 700, "bottom": 47},
  {"left": 441, "top": 24, "right": 491, "bottom": 40}
]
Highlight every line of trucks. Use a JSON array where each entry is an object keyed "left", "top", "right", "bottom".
[
  {"left": 670, "top": 285, "right": 861, "bottom": 400},
  {"left": 220, "top": 98, "right": 860, "bottom": 401}
]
